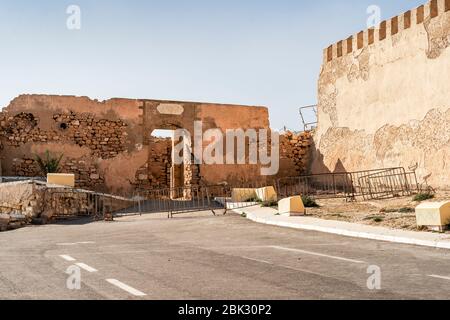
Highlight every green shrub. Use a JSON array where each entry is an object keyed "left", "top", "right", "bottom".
[
  {"left": 382, "top": 207, "right": 415, "bottom": 214},
  {"left": 302, "top": 195, "right": 319, "bottom": 208},
  {"left": 247, "top": 197, "right": 262, "bottom": 203},
  {"left": 413, "top": 193, "right": 435, "bottom": 202},
  {"left": 34, "top": 150, "right": 64, "bottom": 175},
  {"left": 261, "top": 201, "right": 278, "bottom": 208}
]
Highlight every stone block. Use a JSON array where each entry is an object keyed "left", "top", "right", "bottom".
[
  {"left": 47, "top": 174, "right": 75, "bottom": 188},
  {"left": 255, "top": 187, "right": 277, "bottom": 202},
  {"left": 416, "top": 201, "right": 450, "bottom": 228},
  {"left": 278, "top": 196, "right": 306, "bottom": 216},
  {"left": 0, "top": 213, "right": 10, "bottom": 225},
  {"left": 90, "top": 173, "right": 100, "bottom": 180},
  {"left": 231, "top": 188, "right": 257, "bottom": 202}
]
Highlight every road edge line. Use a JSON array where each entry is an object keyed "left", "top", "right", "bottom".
[{"left": 235, "top": 209, "right": 450, "bottom": 250}]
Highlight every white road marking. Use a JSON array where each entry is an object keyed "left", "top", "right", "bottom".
[
  {"left": 106, "top": 279, "right": 147, "bottom": 297},
  {"left": 269, "top": 246, "right": 366, "bottom": 264},
  {"left": 241, "top": 256, "right": 343, "bottom": 280},
  {"left": 57, "top": 241, "right": 95, "bottom": 246},
  {"left": 242, "top": 256, "right": 272, "bottom": 265},
  {"left": 59, "top": 255, "right": 76, "bottom": 262},
  {"left": 428, "top": 275, "right": 450, "bottom": 281},
  {"left": 75, "top": 263, "right": 98, "bottom": 273}
]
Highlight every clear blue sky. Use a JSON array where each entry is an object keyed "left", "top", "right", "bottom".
[{"left": 0, "top": 0, "right": 425, "bottom": 130}]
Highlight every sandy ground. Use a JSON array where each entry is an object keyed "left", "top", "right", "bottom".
[{"left": 306, "top": 191, "right": 450, "bottom": 233}]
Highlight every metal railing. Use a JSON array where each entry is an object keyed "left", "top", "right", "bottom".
[
  {"left": 42, "top": 167, "right": 420, "bottom": 222},
  {"left": 49, "top": 189, "right": 141, "bottom": 221},
  {"left": 0, "top": 176, "right": 46, "bottom": 183},
  {"left": 277, "top": 167, "right": 419, "bottom": 201},
  {"left": 136, "top": 185, "right": 238, "bottom": 218},
  {"left": 299, "top": 104, "right": 318, "bottom": 132},
  {"left": 358, "top": 168, "right": 419, "bottom": 200},
  {"left": 113, "top": 181, "right": 279, "bottom": 218}
]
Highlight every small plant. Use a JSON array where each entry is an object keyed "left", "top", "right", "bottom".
[
  {"left": 301, "top": 195, "right": 319, "bottom": 208},
  {"left": 261, "top": 201, "right": 278, "bottom": 208},
  {"left": 329, "top": 213, "right": 346, "bottom": 218},
  {"left": 363, "top": 215, "right": 385, "bottom": 222},
  {"left": 247, "top": 197, "right": 262, "bottom": 203},
  {"left": 413, "top": 193, "right": 435, "bottom": 202},
  {"left": 381, "top": 207, "right": 415, "bottom": 214},
  {"left": 34, "top": 150, "right": 64, "bottom": 175},
  {"left": 241, "top": 212, "right": 247, "bottom": 218}
]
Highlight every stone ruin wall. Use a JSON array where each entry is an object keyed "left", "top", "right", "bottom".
[
  {"left": 0, "top": 181, "right": 137, "bottom": 231},
  {"left": 0, "top": 95, "right": 173, "bottom": 194},
  {"left": 0, "top": 95, "right": 312, "bottom": 194},
  {"left": 313, "top": 0, "right": 450, "bottom": 189},
  {"left": 278, "top": 131, "right": 312, "bottom": 177}
]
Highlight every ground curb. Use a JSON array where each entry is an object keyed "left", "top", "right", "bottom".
[{"left": 234, "top": 209, "right": 450, "bottom": 250}]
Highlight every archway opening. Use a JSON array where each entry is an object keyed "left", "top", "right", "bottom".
[
  {"left": 147, "top": 128, "right": 200, "bottom": 198},
  {"left": 146, "top": 129, "right": 174, "bottom": 190}
]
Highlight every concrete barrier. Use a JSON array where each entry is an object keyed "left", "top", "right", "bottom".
[
  {"left": 278, "top": 196, "right": 306, "bottom": 216},
  {"left": 255, "top": 187, "right": 277, "bottom": 202},
  {"left": 47, "top": 174, "right": 75, "bottom": 188},
  {"left": 231, "top": 188, "right": 257, "bottom": 202},
  {"left": 416, "top": 201, "right": 450, "bottom": 231}
]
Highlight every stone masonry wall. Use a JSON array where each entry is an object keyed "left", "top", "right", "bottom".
[
  {"left": 0, "top": 112, "right": 127, "bottom": 159},
  {"left": 0, "top": 105, "right": 311, "bottom": 192},
  {"left": 0, "top": 95, "right": 153, "bottom": 194},
  {"left": 279, "top": 131, "right": 312, "bottom": 177},
  {"left": 0, "top": 95, "right": 284, "bottom": 193},
  {"left": 0, "top": 181, "right": 138, "bottom": 232},
  {"left": 132, "top": 137, "right": 172, "bottom": 190}
]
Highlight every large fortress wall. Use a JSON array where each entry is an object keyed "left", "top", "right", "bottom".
[{"left": 313, "top": 0, "right": 450, "bottom": 188}]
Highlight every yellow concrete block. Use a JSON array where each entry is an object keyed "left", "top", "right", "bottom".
[
  {"left": 416, "top": 201, "right": 450, "bottom": 227},
  {"left": 278, "top": 196, "right": 306, "bottom": 216},
  {"left": 255, "top": 186, "right": 277, "bottom": 202},
  {"left": 231, "top": 188, "right": 257, "bottom": 202},
  {"left": 47, "top": 174, "right": 75, "bottom": 188}
]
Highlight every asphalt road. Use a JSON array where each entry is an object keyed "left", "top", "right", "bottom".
[{"left": 0, "top": 211, "right": 449, "bottom": 300}]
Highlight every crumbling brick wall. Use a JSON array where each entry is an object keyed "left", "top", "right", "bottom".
[
  {"left": 277, "top": 131, "right": 312, "bottom": 178},
  {"left": 0, "top": 96, "right": 162, "bottom": 193},
  {"left": 52, "top": 112, "right": 128, "bottom": 159},
  {"left": 0, "top": 109, "right": 137, "bottom": 191},
  {"left": 0, "top": 95, "right": 275, "bottom": 193},
  {"left": 132, "top": 137, "right": 172, "bottom": 190},
  {"left": 0, "top": 95, "right": 312, "bottom": 193},
  {"left": 0, "top": 111, "right": 128, "bottom": 158}
]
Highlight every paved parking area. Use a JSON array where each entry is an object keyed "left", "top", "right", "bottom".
[{"left": 0, "top": 211, "right": 449, "bottom": 299}]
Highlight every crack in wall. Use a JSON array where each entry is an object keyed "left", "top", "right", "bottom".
[{"left": 317, "top": 108, "right": 450, "bottom": 187}]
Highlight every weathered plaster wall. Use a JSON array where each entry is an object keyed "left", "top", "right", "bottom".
[
  {"left": 1, "top": 94, "right": 311, "bottom": 193},
  {"left": 314, "top": 0, "right": 450, "bottom": 188}
]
